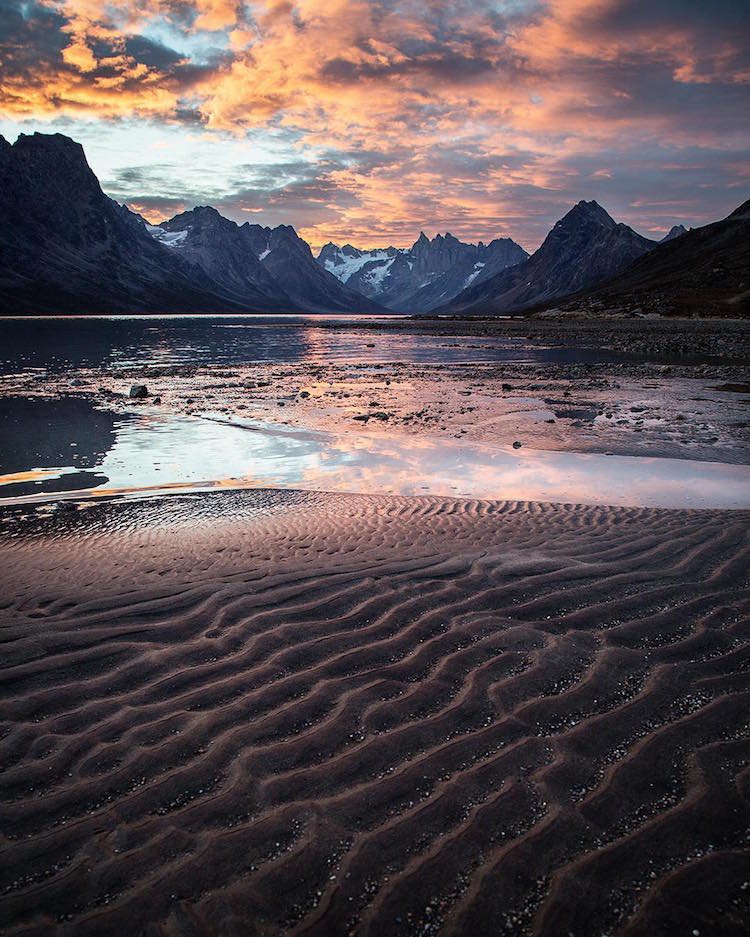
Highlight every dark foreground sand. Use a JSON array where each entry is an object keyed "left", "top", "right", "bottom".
[{"left": 1, "top": 491, "right": 749, "bottom": 936}]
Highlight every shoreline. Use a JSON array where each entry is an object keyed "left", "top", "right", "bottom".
[
  {"left": 3, "top": 357, "right": 749, "bottom": 465},
  {"left": 2, "top": 318, "right": 748, "bottom": 470}
]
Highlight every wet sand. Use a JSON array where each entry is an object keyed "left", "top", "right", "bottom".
[{"left": 1, "top": 491, "right": 749, "bottom": 936}]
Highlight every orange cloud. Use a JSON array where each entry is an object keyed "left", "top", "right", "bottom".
[{"left": 2, "top": 0, "right": 748, "bottom": 245}]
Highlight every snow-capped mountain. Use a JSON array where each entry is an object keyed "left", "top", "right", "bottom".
[
  {"left": 316, "top": 233, "right": 527, "bottom": 312},
  {"left": 404, "top": 237, "right": 530, "bottom": 312},
  {"left": 318, "top": 243, "right": 401, "bottom": 282}
]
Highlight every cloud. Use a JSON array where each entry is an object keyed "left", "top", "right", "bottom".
[{"left": 0, "top": 0, "right": 748, "bottom": 246}]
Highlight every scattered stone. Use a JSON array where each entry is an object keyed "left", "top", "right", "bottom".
[
  {"left": 513, "top": 440, "right": 523, "bottom": 449},
  {"left": 129, "top": 384, "right": 148, "bottom": 399}
]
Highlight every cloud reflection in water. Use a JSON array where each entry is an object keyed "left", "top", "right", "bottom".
[{"left": 1, "top": 408, "right": 748, "bottom": 510}]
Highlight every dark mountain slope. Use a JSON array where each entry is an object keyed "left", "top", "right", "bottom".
[
  {"left": 242, "top": 224, "right": 384, "bottom": 313},
  {"left": 0, "top": 133, "right": 273, "bottom": 315},
  {"left": 443, "top": 200, "right": 657, "bottom": 315},
  {"left": 661, "top": 224, "right": 688, "bottom": 243},
  {"left": 155, "top": 208, "right": 293, "bottom": 309},
  {"left": 549, "top": 199, "right": 750, "bottom": 318}
]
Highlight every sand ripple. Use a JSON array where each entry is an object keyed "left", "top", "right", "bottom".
[{"left": 0, "top": 491, "right": 748, "bottom": 936}]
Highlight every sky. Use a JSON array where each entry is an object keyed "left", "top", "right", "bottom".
[{"left": 1, "top": 0, "right": 749, "bottom": 251}]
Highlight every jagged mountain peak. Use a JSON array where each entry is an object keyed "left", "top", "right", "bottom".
[
  {"left": 444, "top": 199, "right": 656, "bottom": 315},
  {"left": 661, "top": 224, "right": 688, "bottom": 242},
  {"left": 559, "top": 199, "right": 617, "bottom": 229},
  {"left": 163, "top": 206, "right": 231, "bottom": 231},
  {"left": 558, "top": 196, "right": 750, "bottom": 317},
  {"left": 318, "top": 226, "right": 527, "bottom": 312}
]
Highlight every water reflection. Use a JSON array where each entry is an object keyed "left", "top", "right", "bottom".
[
  {"left": 1, "top": 398, "right": 748, "bottom": 509},
  {"left": 0, "top": 397, "right": 114, "bottom": 497},
  {"left": 0, "top": 315, "right": 627, "bottom": 375}
]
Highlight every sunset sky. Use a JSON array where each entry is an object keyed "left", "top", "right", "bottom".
[{"left": 1, "top": 0, "right": 749, "bottom": 250}]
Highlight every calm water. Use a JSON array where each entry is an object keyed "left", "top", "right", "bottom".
[
  {"left": 0, "top": 315, "right": 628, "bottom": 374},
  {"left": 2, "top": 397, "right": 748, "bottom": 509}
]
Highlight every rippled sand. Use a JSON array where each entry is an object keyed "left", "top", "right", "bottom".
[{"left": 1, "top": 491, "right": 749, "bottom": 936}]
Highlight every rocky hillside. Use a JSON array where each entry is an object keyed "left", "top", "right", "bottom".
[
  {"left": 0, "top": 134, "right": 285, "bottom": 314},
  {"left": 547, "top": 199, "right": 750, "bottom": 318},
  {"left": 152, "top": 211, "right": 383, "bottom": 314},
  {"left": 444, "top": 201, "right": 657, "bottom": 315}
]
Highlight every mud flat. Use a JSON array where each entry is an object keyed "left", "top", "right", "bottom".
[{"left": 1, "top": 490, "right": 749, "bottom": 936}]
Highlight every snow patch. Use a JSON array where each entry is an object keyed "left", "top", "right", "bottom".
[
  {"left": 258, "top": 248, "right": 272, "bottom": 260},
  {"left": 363, "top": 256, "right": 395, "bottom": 288},
  {"left": 463, "top": 261, "right": 486, "bottom": 288},
  {"left": 324, "top": 248, "right": 398, "bottom": 283},
  {"left": 147, "top": 225, "right": 189, "bottom": 248}
]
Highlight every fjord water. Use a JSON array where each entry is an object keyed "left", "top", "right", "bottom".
[
  {"left": 0, "top": 314, "right": 629, "bottom": 373},
  {"left": 2, "top": 397, "right": 749, "bottom": 509}
]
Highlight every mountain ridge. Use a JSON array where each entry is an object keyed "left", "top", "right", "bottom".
[
  {"left": 317, "top": 231, "right": 528, "bottom": 312},
  {"left": 441, "top": 200, "right": 658, "bottom": 315},
  {"left": 0, "top": 132, "right": 744, "bottom": 318},
  {"left": 540, "top": 200, "right": 750, "bottom": 318},
  {"left": 0, "top": 133, "right": 382, "bottom": 315},
  {"left": 150, "top": 207, "right": 384, "bottom": 314}
]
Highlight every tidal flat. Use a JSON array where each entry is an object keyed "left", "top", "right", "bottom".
[{"left": 1, "top": 316, "right": 749, "bottom": 937}]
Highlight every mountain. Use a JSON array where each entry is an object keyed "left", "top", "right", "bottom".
[
  {"left": 240, "top": 225, "right": 383, "bottom": 313},
  {"left": 0, "top": 133, "right": 285, "bottom": 315},
  {"left": 405, "top": 238, "right": 530, "bottom": 312},
  {"left": 149, "top": 210, "right": 382, "bottom": 314},
  {"left": 317, "top": 232, "right": 527, "bottom": 312},
  {"left": 549, "top": 199, "right": 750, "bottom": 318},
  {"left": 318, "top": 243, "right": 400, "bottom": 283},
  {"left": 0, "top": 132, "right": 381, "bottom": 315},
  {"left": 661, "top": 224, "right": 688, "bottom": 243},
  {"left": 150, "top": 207, "right": 293, "bottom": 309},
  {"left": 443, "top": 200, "right": 657, "bottom": 315}
]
